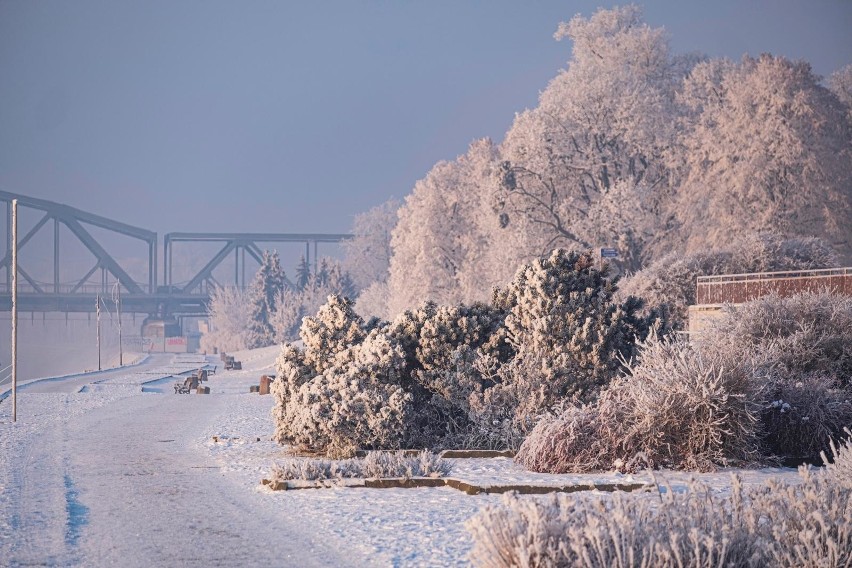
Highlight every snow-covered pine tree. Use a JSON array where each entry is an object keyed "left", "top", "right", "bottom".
[
  {"left": 295, "top": 255, "right": 310, "bottom": 291},
  {"left": 245, "top": 250, "right": 287, "bottom": 349}
]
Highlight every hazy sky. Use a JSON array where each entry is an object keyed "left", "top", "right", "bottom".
[{"left": 2, "top": 1, "right": 851, "bottom": 238}]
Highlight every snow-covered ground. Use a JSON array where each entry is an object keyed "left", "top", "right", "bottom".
[{"left": 0, "top": 345, "right": 802, "bottom": 567}]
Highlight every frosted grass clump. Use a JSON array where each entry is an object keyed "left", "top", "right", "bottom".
[
  {"left": 270, "top": 450, "right": 450, "bottom": 482},
  {"left": 516, "top": 335, "right": 764, "bottom": 473},
  {"left": 468, "top": 461, "right": 852, "bottom": 568},
  {"left": 702, "top": 291, "right": 852, "bottom": 388},
  {"left": 823, "top": 427, "right": 852, "bottom": 490}
]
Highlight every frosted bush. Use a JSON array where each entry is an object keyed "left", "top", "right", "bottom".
[
  {"left": 517, "top": 336, "right": 765, "bottom": 473},
  {"left": 270, "top": 450, "right": 449, "bottom": 482},
  {"left": 511, "top": 404, "right": 615, "bottom": 473},
  {"left": 360, "top": 449, "right": 451, "bottom": 479},
  {"left": 300, "top": 294, "right": 366, "bottom": 374},
  {"left": 468, "top": 465, "right": 852, "bottom": 568},
  {"left": 415, "top": 303, "right": 507, "bottom": 372},
  {"left": 702, "top": 292, "right": 852, "bottom": 388},
  {"left": 500, "top": 249, "right": 659, "bottom": 403},
  {"left": 272, "top": 251, "right": 661, "bottom": 455},
  {"left": 272, "top": 329, "right": 412, "bottom": 458},
  {"left": 761, "top": 375, "right": 852, "bottom": 461}
]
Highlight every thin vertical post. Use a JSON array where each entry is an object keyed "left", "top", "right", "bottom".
[
  {"left": 6, "top": 201, "right": 11, "bottom": 289},
  {"left": 151, "top": 239, "right": 157, "bottom": 294},
  {"left": 163, "top": 236, "right": 171, "bottom": 290},
  {"left": 234, "top": 244, "right": 239, "bottom": 288},
  {"left": 313, "top": 241, "right": 318, "bottom": 273},
  {"left": 11, "top": 199, "right": 18, "bottom": 422},
  {"left": 54, "top": 218, "right": 60, "bottom": 293},
  {"left": 305, "top": 242, "right": 310, "bottom": 275},
  {"left": 117, "top": 285, "right": 122, "bottom": 366},
  {"left": 96, "top": 294, "right": 101, "bottom": 371}
]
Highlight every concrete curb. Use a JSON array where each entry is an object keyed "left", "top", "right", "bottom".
[{"left": 260, "top": 476, "right": 651, "bottom": 495}]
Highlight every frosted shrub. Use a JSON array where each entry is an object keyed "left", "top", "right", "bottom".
[
  {"left": 698, "top": 292, "right": 852, "bottom": 459},
  {"left": 415, "top": 303, "right": 507, "bottom": 372},
  {"left": 761, "top": 375, "right": 852, "bottom": 461},
  {"left": 384, "top": 302, "right": 510, "bottom": 448},
  {"left": 272, "top": 251, "right": 660, "bottom": 455},
  {"left": 511, "top": 404, "right": 615, "bottom": 473},
  {"left": 702, "top": 292, "right": 852, "bottom": 388},
  {"left": 517, "top": 336, "right": 765, "bottom": 473},
  {"left": 270, "top": 450, "right": 449, "bottom": 482},
  {"left": 300, "top": 294, "right": 366, "bottom": 374},
  {"left": 360, "top": 450, "right": 451, "bottom": 479},
  {"left": 500, "top": 249, "right": 658, "bottom": 403},
  {"left": 612, "top": 337, "right": 765, "bottom": 470},
  {"left": 468, "top": 465, "right": 852, "bottom": 568},
  {"left": 272, "top": 328, "right": 412, "bottom": 458}
]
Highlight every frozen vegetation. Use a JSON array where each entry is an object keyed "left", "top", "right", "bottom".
[
  {"left": 129, "top": 4, "right": 852, "bottom": 566},
  {"left": 270, "top": 450, "right": 450, "bottom": 482},
  {"left": 270, "top": 250, "right": 660, "bottom": 457},
  {"left": 468, "top": 451, "right": 852, "bottom": 568}
]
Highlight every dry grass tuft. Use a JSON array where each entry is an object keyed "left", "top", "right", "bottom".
[{"left": 470, "top": 435, "right": 852, "bottom": 567}]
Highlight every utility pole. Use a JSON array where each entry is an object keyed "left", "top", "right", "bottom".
[
  {"left": 117, "top": 285, "right": 122, "bottom": 366},
  {"left": 11, "top": 199, "right": 17, "bottom": 422},
  {"left": 96, "top": 294, "right": 101, "bottom": 371}
]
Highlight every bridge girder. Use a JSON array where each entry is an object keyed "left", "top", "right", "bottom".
[
  {"left": 0, "top": 191, "right": 157, "bottom": 296},
  {"left": 164, "top": 232, "right": 353, "bottom": 295},
  {"left": 0, "top": 192, "right": 355, "bottom": 316}
]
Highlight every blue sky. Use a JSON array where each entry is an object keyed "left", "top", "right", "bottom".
[{"left": 1, "top": 1, "right": 850, "bottom": 237}]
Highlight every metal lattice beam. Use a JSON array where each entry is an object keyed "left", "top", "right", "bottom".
[
  {"left": 0, "top": 191, "right": 157, "bottom": 294},
  {"left": 164, "top": 232, "right": 352, "bottom": 294}
]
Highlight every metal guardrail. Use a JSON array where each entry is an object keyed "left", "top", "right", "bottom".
[
  {"left": 696, "top": 267, "right": 852, "bottom": 305},
  {"left": 696, "top": 266, "right": 851, "bottom": 284}
]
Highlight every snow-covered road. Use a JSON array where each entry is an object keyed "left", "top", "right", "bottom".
[{"left": 0, "top": 352, "right": 360, "bottom": 567}]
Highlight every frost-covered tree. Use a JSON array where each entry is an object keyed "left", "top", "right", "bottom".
[
  {"left": 294, "top": 255, "right": 310, "bottom": 290},
  {"left": 675, "top": 54, "right": 852, "bottom": 259},
  {"left": 201, "top": 285, "right": 250, "bottom": 353},
  {"left": 496, "top": 5, "right": 688, "bottom": 270},
  {"left": 387, "top": 139, "right": 507, "bottom": 314},
  {"left": 829, "top": 63, "right": 852, "bottom": 121},
  {"left": 342, "top": 198, "right": 400, "bottom": 292},
  {"left": 245, "top": 250, "right": 287, "bottom": 349}
]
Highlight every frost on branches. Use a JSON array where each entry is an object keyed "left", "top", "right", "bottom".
[
  {"left": 245, "top": 250, "right": 288, "bottom": 349},
  {"left": 271, "top": 249, "right": 658, "bottom": 455},
  {"left": 375, "top": 5, "right": 852, "bottom": 319},
  {"left": 516, "top": 291, "right": 852, "bottom": 473}
]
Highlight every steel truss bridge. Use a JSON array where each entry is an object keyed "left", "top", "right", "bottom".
[{"left": 0, "top": 191, "right": 351, "bottom": 316}]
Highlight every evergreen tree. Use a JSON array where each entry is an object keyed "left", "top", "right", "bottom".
[
  {"left": 245, "top": 250, "right": 287, "bottom": 348},
  {"left": 295, "top": 255, "right": 311, "bottom": 291}
]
